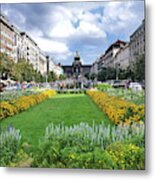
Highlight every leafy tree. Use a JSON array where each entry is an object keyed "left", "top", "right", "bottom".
[
  {"left": 90, "top": 73, "right": 97, "bottom": 81},
  {"left": 97, "top": 67, "right": 107, "bottom": 81},
  {"left": 59, "top": 74, "right": 66, "bottom": 80},
  {"left": 47, "top": 71, "right": 57, "bottom": 82},
  {"left": 106, "top": 67, "right": 116, "bottom": 80},
  {"left": 0, "top": 53, "right": 15, "bottom": 79},
  {"left": 97, "top": 67, "right": 116, "bottom": 81},
  {"left": 132, "top": 54, "right": 145, "bottom": 81},
  {"left": 84, "top": 72, "right": 90, "bottom": 80},
  {"left": 0, "top": 53, "right": 44, "bottom": 82}
]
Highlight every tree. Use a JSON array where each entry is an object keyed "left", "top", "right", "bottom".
[
  {"left": 97, "top": 67, "right": 107, "bottom": 81},
  {"left": 12, "top": 59, "right": 38, "bottom": 82},
  {"left": 84, "top": 72, "right": 90, "bottom": 80},
  {"left": 132, "top": 54, "right": 145, "bottom": 81},
  {"left": 59, "top": 74, "right": 66, "bottom": 80},
  {"left": 90, "top": 73, "right": 97, "bottom": 81},
  {"left": 97, "top": 67, "right": 116, "bottom": 81},
  {"left": 0, "top": 53, "right": 15, "bottom": 79},
  {"left": 47, "top": 71, "right": 57, "bottom": 82}
]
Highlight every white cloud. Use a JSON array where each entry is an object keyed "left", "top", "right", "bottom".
[
  {"left": 1, "top": 1, "right": 144, "bottom": 64},
  {"left": 101, "top": 1, "right": 140, "bottom": 34},
  {"left": 49, "top": 21, "right": 75, "bottom": 38},
  {"left": 75, "top": 11, "right": 106, "bottom": 38},
  {"left": 34, "top": 37, "right": 70, "bottom": 54}
]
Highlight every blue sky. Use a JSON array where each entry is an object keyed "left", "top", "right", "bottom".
[{"left": 1, "top": 1, "right": 144, "bottom": 65}]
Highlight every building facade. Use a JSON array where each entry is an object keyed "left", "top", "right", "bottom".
[
  {"left": 0, "top": 14, "right": 15, "bottom": 59},
  {"left": 38, "top": 51, "right": 48, "bottom": 76},
  {"left": 115, "top": 44, "right": 130, "bottom": 70},
  {"left": 47, "top": 57, "right": 63, "bottom": 78},
  {"left": 11, "top": 25, "right": 23, "bottom": 63},
  {"left": 101, "top": 40, "right": 127, "bottom": 69},
  {"left": 0, "top": 13, "right": 65, "bottom": 78},
  {"left": 90, "top": 58, "right": 99, "bottom": 75},
  {"left": 20, "top": 32, "right": 40, "bottom": 71},
  {"left": 62, "top": 51, "right": 91, "bottom": 78},
  {"left": 130, "top": 19, "right": 145, "bottom": 63}
]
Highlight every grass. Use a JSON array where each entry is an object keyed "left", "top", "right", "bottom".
[{"left": 0, "top": 94, "right": 110, "bottom": 147}]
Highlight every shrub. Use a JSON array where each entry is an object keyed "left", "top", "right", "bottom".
[
  {"left": 0, "top": 126, "right": 21, "bottom": 166},
  {"left": 105, "top": 142, "right": 145, "bottom": 170},
  {"left": 32, "top": 122, "right": 144, "bottom": 169},
  {"left": 0, "top": 101, "right": 17, "bottom": 119}
]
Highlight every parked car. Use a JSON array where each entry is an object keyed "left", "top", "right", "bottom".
[
  {"left": 111, "top": 80, "right": 126, "bottom": 88},
  {"left": 129, "top": 82, "right": 143, "bottom": 91}
]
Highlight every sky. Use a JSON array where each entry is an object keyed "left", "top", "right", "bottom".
[{"left": 1, "top": 0, "right": 145, "bottom": 65}]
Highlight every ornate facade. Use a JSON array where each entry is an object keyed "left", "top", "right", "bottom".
[{"left": 62, "top": 51, "right": 91, "bottom": 78}]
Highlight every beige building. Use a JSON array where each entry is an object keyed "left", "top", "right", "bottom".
[
  {"left": 11, "top": 25, "right": 23, "bottom": 62},
  {"left": 0, "top": 14, "right": 15, "bottom": 59},
  {"left": 130, "top": 19, "right": 145, "bottom": 63},
  {"left": 20, "top": 32, "right": 40, "bottom": 71},
  {"left": 115, "top": 44, "right": 130, "bottom": 70},
  {"left": 48, "top": 58, "right": 63, "bottom": 78},
  {"left": 38, "top": 51, "right": 47, "bottom": 76},
  {"left": 90, "top": 58, "right": 99, "bottom": 74},
  {"left": 99, "top": 40, "right": 127, "bottom": 69}
]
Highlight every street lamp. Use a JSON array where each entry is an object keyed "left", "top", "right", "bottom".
[{"left": 45, "top": 74, "right": 48, "bottom": 84}]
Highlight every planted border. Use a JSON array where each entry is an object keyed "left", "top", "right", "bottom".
[
  {"left": 0, "top": 90, "right": 56, "bottom": 120},
  {"left": 87, "top": 90, "right": 144, "bottom": 125}
]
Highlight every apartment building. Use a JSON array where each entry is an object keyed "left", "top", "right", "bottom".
[
  {"left": 48, "top": 59, "right": 63, "bottom": 78},
  {"left": 130, "top": 19, "right": 145, "bottom": 62},
  {"left": 11, "top": 25, "right": 24, "bottom": 62},
  {"left": 0, "top": 14, "right": 15, "bottom": 59},
  {"left": 38, "top": 51, "right": 47, "bottom": 76},
  {"left": 90, "top": 58, "right": 99, "bottom": 75},
  {"left": 0, "top": 13, "right": 62, "bottom": 78},
  {"left": 102, "top": 40, "right": 127, "bottom": 68},
  {"left": 20, "top": 32, "right": 40, "bottom": 71},
  {"left": 115, "top": 43, "right": 130, "bottom": 70}
]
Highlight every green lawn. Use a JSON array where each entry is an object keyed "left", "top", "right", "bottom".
[{"left": 0, "top": 94, "right": 110, "bottom": 146}]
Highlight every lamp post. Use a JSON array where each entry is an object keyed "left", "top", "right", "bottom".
[{"left": 45, "top": 74, "right": 48, "bottom": 84}]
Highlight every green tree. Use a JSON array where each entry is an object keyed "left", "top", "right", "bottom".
[
  {"left": 132, "top": 54, "right": 145, "bottom": 81},
  {"left": 97, "top": 67, "right": 116, "bottom": 81},
  {"left": 47, "top": 71, "right": 57, "bottom": 82},
  {"left": 59, "top": 74, "right": 66, "bottom": 80},
  {"left": 84, "top": 72, "right": 90, "bottom": 80},
  {"left": 97, "top": 67, "right": 107, "bottom": 81},
  {"left": 90, "top": 73, "right": 97, "bottom": 81},
  {"left": 0, "top": 53, "right": 15, "bottom": 79}
]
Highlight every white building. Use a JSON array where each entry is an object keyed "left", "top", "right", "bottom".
[
  {"left": 102, "top": 40, "right": 127, "bottom": 68},
  {"left": 11, "top": 25, "right": 23, "bottom": 63},
  {"left": 48, "top": 59, "right": 63, "bottom": 78},
  {"left": 54, "top": 64, "right": 63, "bottom": 77},
  {"left": 20, "top": 32, "right": 40, "bottom": 71},
  {"left": 115, "top": 44, "right": 130, "bottom": 70},
  {"left": 38, "top": 51, "right": 47, "bottom": 76},
  {"left": 0, "top": 14, "right": 15, "bottom": 59}
]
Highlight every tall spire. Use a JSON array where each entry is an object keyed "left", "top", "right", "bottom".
[{"left": 74, "top": 51, "right": 80, "bottom": 61}]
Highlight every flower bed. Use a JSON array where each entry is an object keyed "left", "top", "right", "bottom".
[
  {"left": 96, "top": 83, "right": 144, "bottom": 104},
  {"left": 32, "top": 122, "right": 144, "bottom": 169},
  {"left": 0, "top": 90, "right": 38, "bottom": 102},
  {"left": 0, "top": 90, "right": 56, "bottom": 120},
  {"left": 87, "top": 90, "right": 144, "bottom": 125}
]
